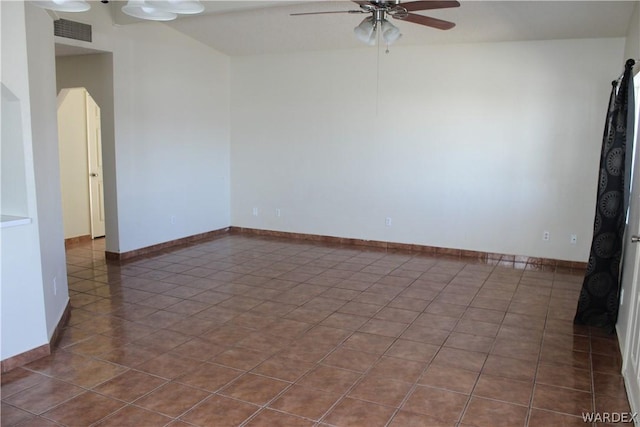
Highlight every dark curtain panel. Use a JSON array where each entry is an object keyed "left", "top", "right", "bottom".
[{"left": 575, "top": 59, "right": 636, "bottom": 332}]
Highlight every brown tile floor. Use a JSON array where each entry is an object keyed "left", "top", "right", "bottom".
[{"left": 1, "top": 234, "right": 633, "bottom": 426}]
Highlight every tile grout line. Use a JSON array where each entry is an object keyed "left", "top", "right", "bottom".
[{"left": 6, "top": 235, "right": 612, "bottom": 427}]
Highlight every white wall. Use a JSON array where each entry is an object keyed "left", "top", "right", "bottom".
[
  {"left": 624, "top": 2, "right": 639, "bottom": 75},
  {"left": 24, "top": 3, "right": 70, "bottom": 341},
  {"left": 1, "top": 1, "right": 50, "bottom": 360},
  {"left": 111, "top": 24, "right": 231, "bottom": 253},
  {"left": 231, "top": 38, "right": 625, "bottom": 262},
  {"left": 52, "top": 6, "right": 232, "bottom": 254},
  {"left": 57, "top": 88, "right": 92, "bottom": 239}
]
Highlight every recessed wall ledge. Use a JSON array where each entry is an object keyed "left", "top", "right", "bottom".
[{"left": 0, "top": 214, "right": 32, "bottom": 228}]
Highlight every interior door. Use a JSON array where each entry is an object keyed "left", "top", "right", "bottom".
[
  {"left": 619, "top": 72, "right": 640, "bottom": 417},
  {"left": 86, "top": 92, "right": 105, "bottom": 238}
]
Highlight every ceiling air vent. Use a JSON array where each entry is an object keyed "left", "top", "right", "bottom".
[{"left": 54, "top": 19, "right": 92, "bottom": 43}]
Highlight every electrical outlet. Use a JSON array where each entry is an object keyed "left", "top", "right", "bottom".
[
  {"left": 385, "top": 217, "right": 392, "bottom": 227},
  {"left": 252, "top": 207, "right": 258, "bottom": 216},
  {"left": 170, "top": 215, "right": 176, "bottom": 225},
  {"left": 570, "top": 234, "right": 577, "bottom": 244},
  {"left": 276, "top": 208, "right": 281, "bottom": 217},
  {"left": 543, "top": 231, "right": 550, "bottom": 241}
]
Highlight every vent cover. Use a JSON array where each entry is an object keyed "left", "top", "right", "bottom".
[{"left": 54, "top": 19, "right": 92, "bottom": 42}]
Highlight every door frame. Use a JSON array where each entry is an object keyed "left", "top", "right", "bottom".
[{"left": 619, "top": 71, "right": 640, "bottom": 419}]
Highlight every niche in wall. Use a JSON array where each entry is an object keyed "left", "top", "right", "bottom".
[{"left": 1, "top": 83, "right": 29, "bottom": 219}]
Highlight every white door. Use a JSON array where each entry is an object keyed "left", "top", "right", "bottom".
[
  {"left": 86, "top": 92, "right": 105, "bottom": 238},
  {"left": 619, "top": 72, "right": 640, "bottom": 417}
]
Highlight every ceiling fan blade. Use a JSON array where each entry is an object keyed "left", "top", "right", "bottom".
[
  {"left": 290, "top": 10, "right": 364, "bottom": 16},
  {"left": 400, "top": 1, "right": 460, "bottom": 12},
  {"left": 395, "top": 12, "right": 456, "bottom": 30}
]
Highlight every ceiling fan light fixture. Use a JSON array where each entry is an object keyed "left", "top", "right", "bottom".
[
  {"left": 122, "top": 0, "right": 178, "bottom": 21},
  {"left": 380, "top": 19, "right": 402, "bottom": 44},
  {"left": 146, "top": 0, "right": 204, "bottom": 15},
  {"left": 32, "top": 0, "right": 91, "bottom": 12},
  {"left": 354, "top": 17, "right": 377, "bottom": 46},
  {"left": 292, "top": 0, "right": 458, "bottom": 44}
]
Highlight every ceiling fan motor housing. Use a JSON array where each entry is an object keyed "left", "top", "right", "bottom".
[
  {"left": 372, "top": 0, "right": 402, "bottom": 6},
  {"left": 364, "top": 1, "right": 409, "bottom": 20},
  {"left": 373, "top": 9, "right": 386, "bottom": 21}
]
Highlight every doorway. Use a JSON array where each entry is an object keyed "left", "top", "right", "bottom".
[
  {"left": 57, "top": 87, "right": 105, "bottom": 239},
  {"left": 55, "top": 49, "right": 117, "bottom": 250}
]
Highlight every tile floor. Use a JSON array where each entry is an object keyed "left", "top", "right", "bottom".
[{"left": 1, "top": 234, "right": 633, "bottom": 426}]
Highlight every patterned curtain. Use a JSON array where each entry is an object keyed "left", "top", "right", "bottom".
[{"left": 575, "top": 59, "right": 636, "bottom": 332}]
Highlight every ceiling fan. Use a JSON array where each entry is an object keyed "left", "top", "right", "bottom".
[{"left": 291, "top": 0, "right": 460, "bottom": 46}]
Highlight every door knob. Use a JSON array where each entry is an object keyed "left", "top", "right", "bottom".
[
  {"left": 89, "top": 173, "right": 98, "bottom": 177},
  {"left": 632, "top": 235, "right": 640, "bottom": 243}
]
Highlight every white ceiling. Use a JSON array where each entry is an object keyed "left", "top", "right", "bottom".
[
  {"left": 159, "top": 1, "right": 637, "bottom": 56},
  {"left": 53, "top": 1, "right": 637, "bottom": 56}
]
